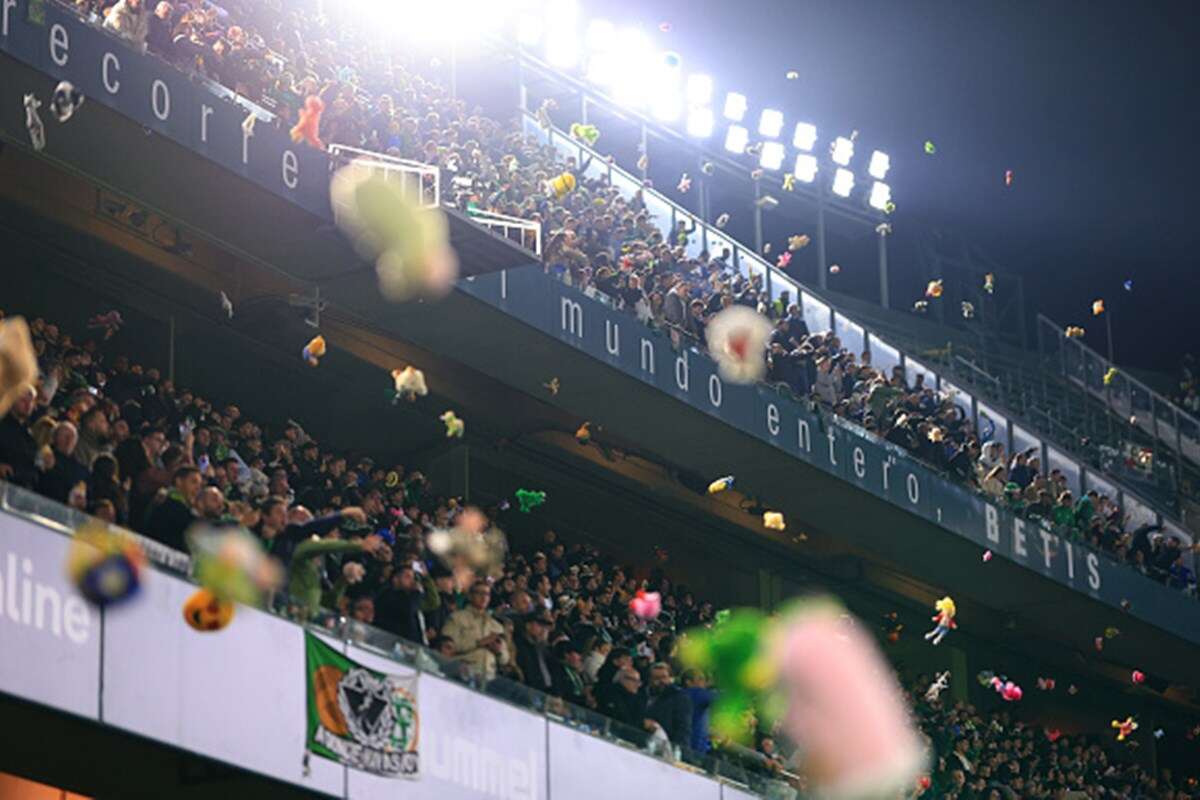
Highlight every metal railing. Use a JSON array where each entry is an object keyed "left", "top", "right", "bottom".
[
  {"left": 327, "top": 144, "right": 441, "bottom": 209},
  {"left": 466, "top": 208, "right": 543, "bottom": 256}
]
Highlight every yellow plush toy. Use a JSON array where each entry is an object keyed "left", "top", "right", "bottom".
[{"left": 546, "top": 171, "right": 577, "bottom": 199}]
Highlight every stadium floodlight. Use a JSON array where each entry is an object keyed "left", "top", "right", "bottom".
[
  {"left": 585, "top": 19, "right": 616, "bottom": 51},
  {"left": 651, "top": 89, "right": 683, "bottom": 122},
  {"left": 868, "top": 150, "right": 890, "bottom": 180},
  {"left": 545, "top": 0, "right": 580, "bottom": 67},
  {"left": 793, "top": 122, "right": 817, "bottom": 151},
  {"left": 831, "top": 136, "right": 854, "bottom": 167},
  {"left": 832, "top": 167, "right": 855, "bottom": 197},
  {"left": 686, "top": 107, "right": 714, "bottom": 138},
  {"left": 686, "top": 74, "right": 713, "bottom": 105},
  {"left": 759, "top": 141, "right": 786, "bottom": 171},
  {"left": 868, "top": 181, "right": 892, "bottom": 211},
  {"left": 586, "top": 53, "right": 619, "bottom": 87},
  {"left": 758, "top": 109, "right": 784, "bottom": 139},
  {"left": 724, "top": 124, "right": 749, "bottom": 154},
  {"left": 610, "top": 28, "right": 653, "bottom": 108},
  {"left": 723, "top": 92, "right": 747, "bottom": 122},
  {"left": 517, "top": 14, "right": 543, "bottom": 46},
  {"left": 793, "top": 153, "right": 818, "bottom": 183}
]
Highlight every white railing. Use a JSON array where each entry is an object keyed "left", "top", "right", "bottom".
[
  {"left": 467, "top": 208, "right": 543, "bottom": 256},
  {"left": 327, "top": 144, "right": 440, "bottom": 209}
]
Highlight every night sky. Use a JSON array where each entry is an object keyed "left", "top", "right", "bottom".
[{"left": 571, "top": 0, "right": 1200, "bottom": 372}]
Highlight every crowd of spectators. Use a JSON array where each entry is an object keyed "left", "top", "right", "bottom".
[{"left": 2, "top": 306, "right": 1194, "bottom": 796}]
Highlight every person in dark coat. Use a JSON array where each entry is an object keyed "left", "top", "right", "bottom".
[
  {"left": 0, "top": 387, "right": 38, "bottom": 489},
  {"left": 374, "top": 564, "right": 425, "bottom": 644},
  {"left": 645, "top": 662, "right": 693, "bottom": 748},
  {"left": 514, "top": 612, "right": 556, "bottom": 694},
  {"left": 142, "top": 465, "right": 202, "bottom": 551}
]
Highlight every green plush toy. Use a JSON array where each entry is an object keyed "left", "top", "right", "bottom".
[
  {"left": 515, "top": 488, "right": 547, "bottom": 513},
  {"left": 679, "top": 608, "right": 777, "bottom": 743}
]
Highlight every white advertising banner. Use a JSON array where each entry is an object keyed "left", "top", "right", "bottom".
[
  {"left": 723, "top": 784, "right": 764, "bottom": 800},
  {"left": 346, "top": 645, "right": 546, "bottom": 800},
  {"left": 547, "top": 722, "right": 721, "bottom": 800},
  {"left": 0, "top": 513, "right": 100, "bottom": 719},
  {"left": 100, "top": 568, "right": 345, "bottom": 797}
]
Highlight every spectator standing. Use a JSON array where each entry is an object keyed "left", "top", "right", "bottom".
[
  {"left": 142, "top": 464, "right": 201, "bottom": 551},
  {"left": 515, "top": 612, "right": 556, "bottom": 694},
  {"left": 442, "top": 581, "right": 510, "bottom": 681},
  {"left": 0, "top": 386, "right": 38, "bottom": 489},
  {"left": 38, "top": 421, "right": 89, "bottom": 504},
  {"left": 682, "top": 669, "right": 716, "bottom": 754},
  {"left": 104, "top": 0, "right": 151, "bottom": 47}
]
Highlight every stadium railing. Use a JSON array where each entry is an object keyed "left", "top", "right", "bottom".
[{"left": 0, "top": 479, "right": 790, "bottom": 799}]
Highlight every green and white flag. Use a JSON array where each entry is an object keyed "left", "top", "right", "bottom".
[{"left": 305, "top": 632, "right": 420, "bottom": 778}]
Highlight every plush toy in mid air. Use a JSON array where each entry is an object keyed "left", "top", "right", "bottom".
[
  {"left": 302, "top": 335, "right": 326, "bottom": 367},
  {"left": 545, "top": 171, "right": 577, "bottom": 199},
  {"left": 923, "top": 596, "right": 956, "bottom": 646},
  {"left": 290, "top": 95, "right": 326, "bottom": 150},
  {"left": 569, "top": 122, "right": 600, "bottom": 147},
  {"left": 65, "top": 522, "right": 146, "bottom": 608},
  {"left": 392, "top": 366, "right": 428, "bottom": 402},
  {"left": 182, "top": 588, "right": 236, "bottom": 632}
]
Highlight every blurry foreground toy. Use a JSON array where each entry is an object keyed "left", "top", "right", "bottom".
[
  {"left": 771, "top": 599, "right": 927, "bottom": 798},
  {"left": 786, "top": 70, "right": 799, "bottom": 80},
  {"left": 776, "top": 252, "right": 792, "bottom": 269},
  {"left": 706, "top": 306, "right": 773, "bottom": 384},
  {"left": 440, "top": 410, "right": 464, "bottom": 438},
  {"left": 188, "top": 525, "right": 283, "bottom": 607},
  {"left": 629, "top": 590, "right": 662, "bottom": 620},
  {"left": 1112, "top": 716, "right": 1138, "bottom": 742},
  {"left": 575, "top": 422, "right": 591, "bottom": 445},
  {"left": 925, "top": 279, "right": 943, "bottom": 299},
  {"left": 762, "top": 511, "right": 786, "bottom": 531},
  {"left": 829, "top": 264, "right": 841, "bottom": 275},
  {"left": 1124, "top": 279, "right": 1134, "bottom": 291},
  {"left": 426, "top": 517, "right": 508, "bottom": 581},
  {"left": 1004, "top": 169, "right": 1013, "bottom": 186},
  {"left": 923, "top": 596, "right": 956, "bottom": 645},
  {"left": 924, "top": 140, "right": 936, "bottom": 155},
  {"left": 1065, "top": 326, "right": 1085, "bottom": 338},
  {"left": 0, "top": 317, "right": 38, "bottom": 418},
  {"left": 391, "top": 366, "right": 428, "bottom": 402},
  {"left": 1103, "top": 367, "right": 1117, "bottom": 386},
  {"left": 302, "top": 335, "right": 326, "bottom": 367},
  {"left": 515, "top": 488, "right": 546, "bottom": 513},
  {"left": 290, "top": 95, "right": 325, "bottom": 150},
  {"left": 708, "top": 475, "right": 735, "bottom": 494},
  {"left": 1132, "top": 670, "right": 1145, "bottom": 685},
  {"left": 788, "top": 234, "right": 810, "bottom": 251},
  {"left": 183, "top": 588, "right": 236, "bottom": 632},
  {"left": 330, "top": 161, "right": 458, "bottom": 302},
  {"left": 65, "top": 522, "right": 146, "bottom": 607},
  {"left": 1092, "top": 299, "right": 1105, "bottom": 316},
  {"left": 991, "top": 677, "right": 1022, "bottom": 702}
]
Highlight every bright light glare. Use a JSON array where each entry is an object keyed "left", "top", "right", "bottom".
[
  {"left": 651, "top": 90, "right": 683, "bottom": 122},
  {"left": 686, "top": 74, "right": 713, "bottom": 105},
  {"left": 793, "top": 153, "right": 818, "bottom": 183},
  {"left": 724, "top": 125, "right": 749, "bottom": 154},
  {"left": 869, "top": 181, "right": 892, "bottom": 210},
  {"left": 758, "top": 108, "right": 784, "bottom": 138},
  {"left": 517, "top": 15, "right": 543, "bottom": 46},
  {"left": 723, "top": 92, "right": 747, "bottom": 122},
  {"left": 586, "top": 53, "right": 619, "bottom": 86},
  {"left": 759, "top": 141, "right": 786, "bottom": 170},
  {"left": 793, "top": 122, "right": 817, "bottom": 151},
  {"left": 686, "top": 107, "right": 714, "bottom": 138},
  {"left": 610, "top": 28, "right": 654, "bottom": 107},
  {"left": 831, "top": 136, "right": 854, "bottom": 166},
  {"left": 545, "top": 0, "right": 580, "bottom": 67},
  {"left": 832, "top": 168, "right": 855, "bottom": 197},
  {"left": 585, "top": 19, "right": 616, "bottom": 50},
  {"left": 868, "top": 150, "right": 890, "bottom": 180}
]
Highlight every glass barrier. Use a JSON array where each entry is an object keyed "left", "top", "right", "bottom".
[
  {"left": 976, "top": 401, "right": 1007, "bottom": 449},
  {"left": 905, "top": 357, "right": 937, "bottom": 392},
  {"left": 1046, "top": 446, "right": 1082, "bottom": 496},
  {"left": 834, "top": 313, "right": 865, "bottom": 360},
  {"left": 940, "top": 379, "right": 973, "bottom": 419},
  {"left": 1012, "top": 423, "right": 1040, "bottom": 459},
  {"left": 800, "top": 293, "right": 832, "bottom": 336},
  {"left": 868, "top": 334, "right": 901, "bottom": 381}
]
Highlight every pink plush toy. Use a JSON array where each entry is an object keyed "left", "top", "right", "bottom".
[
  {"left": 629, "top": 590, "right": 662, "bottom": 620},
  {"left": 771, "top": 601, "right": 926, "bottom": 798}
]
